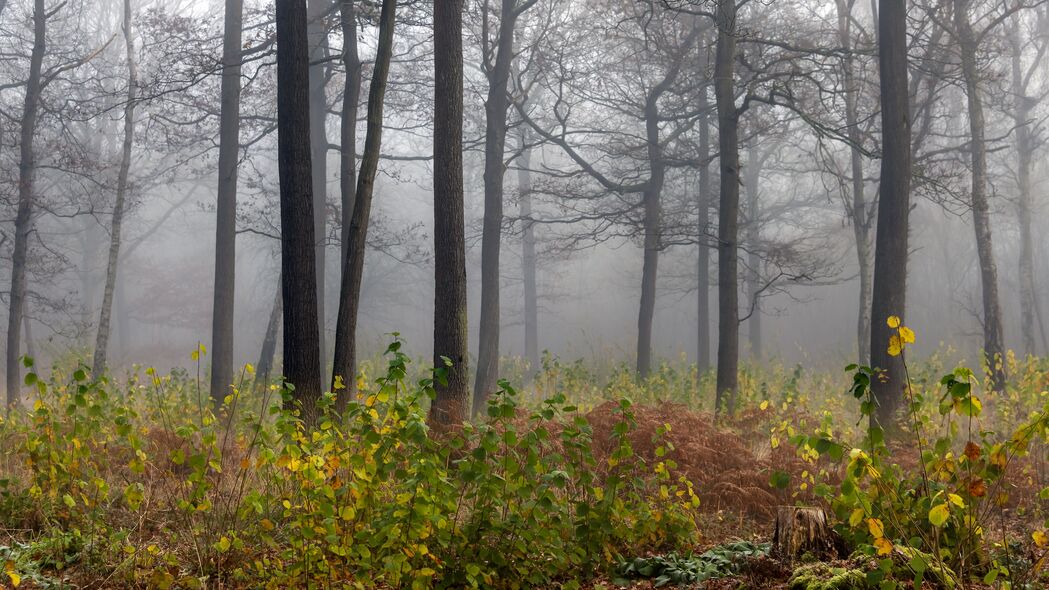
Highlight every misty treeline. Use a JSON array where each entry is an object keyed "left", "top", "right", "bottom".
[{"left": 1, "top": 0, "right": 1048, "bottom": 425}]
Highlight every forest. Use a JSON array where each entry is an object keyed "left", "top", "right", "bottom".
[{"left": 1, "top": 0, "right": 1049, "bottom": 587}]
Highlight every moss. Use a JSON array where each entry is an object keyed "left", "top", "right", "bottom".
[
  {"left": 892, "top": 545, "right": 958, "bottom": 590},
  {"left": 787, "top": 562, "right": 868, "bottom": 590}
]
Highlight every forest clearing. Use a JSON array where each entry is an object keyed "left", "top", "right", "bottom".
[{"left": 2, "top": 0, "right": 1049, "bottom": 586}]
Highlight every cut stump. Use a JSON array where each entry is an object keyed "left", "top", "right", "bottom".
[{"left": 772, "top": 506, "right": 841, "bottom": 560}]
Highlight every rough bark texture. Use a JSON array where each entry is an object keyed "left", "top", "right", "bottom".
[
  {"left": 697, "top": 82, "right": 712, "bottom": 373},
  {"left": 870, "top": 0, "right": 912, "bottom": 427},
  {"left": 714, "top": 0, "right": 740, "bottom": 416},
  {"left": 430, "top": 0, "right": 470, "bottom": 426},
  {"left": 955, "top": 0, "right": 1006, "bottom": 393},
  {"left": 836, "top": 0, "right": 872, "bottom": 364},
  {"left": 474, "top": 0, "right": 522, "bottom": 412},
  {"left": 208, "top": 0, "right": 243, "bottom": 402},
  {"left": 331, "top": 0, "right": 397, "bottom": 408},
  {"left": 255, "top": 277, "right": 283, "bottom": 392},
  {"left": 519, "top": 129, "right": 540, "bottom": 374},
  {"left": 6, "top": 0, "right": 46, "bottom": 409},
  {"left": 340, "top": 0, "right": 361, "bottom": 265},
  {"left": 772, "top": 507, "right": 841, "bottom": 560},
  {"left": 307, "top": 0, "right": 331, "bottom": 372},
  {"left": 276, "top": 0, "right": 323, "bottom": 423}
]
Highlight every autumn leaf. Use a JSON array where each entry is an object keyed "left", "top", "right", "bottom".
[
  {"left": 887, "top": 315, "right": 901, "bottom": 329},
  {"left": 964, "top": 441, "right": 981, "bottom": 461},
  {"left": 929, "top": 504, "right": 950, "bottom": 527},
  {"left": 874, "top": 537, "right": 893, "bottom": 556},
  {"left": 899, "top": 326, "right": 915, "bottom": 344},
  {"left": 969, "top": 477, "right": 987, "bottom": 498},
  {"left": 867, "top": 517, "right": 885, "bottom": 539},
  {"left": 1033, "top": 530, "right": 1048, "bottom": 548},
  {"left": 888, "top": 335, "right": 903, "bottom": 357}
]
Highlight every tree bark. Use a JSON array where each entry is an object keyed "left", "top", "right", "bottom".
[
  {"left": 636, "top": 88, "right": 666, "bottom": 378},
  {"left": 255, "top": 277, "right": 283, "bottom": 392},
  {"left": 697, "top": 79, "right": 712, "bottom": 373},
  {"left": 276, "top": 0, "right": 323, "bottom": 423},
  {"left": 870, "top": 0, "right": 912, "bottom": 427},
  {"left": 208, "top": 0, "right": 243, "bottom": 401},
  {"left": 93, "top": 0, "right": 140, "bottom": 378},
  {"left": 340, "top": 0, "right": 361, "bottom": 265},
  {"left": 330, "top": 0, "right": 397, "bottom": 408},
  {"left": 307, "top": 0, "right": 332, "bottom": 372},
  {"left": 6, "top": 0, "right": 46, "bottom": 409},
  {"left": 836, "top": 0, "right": 872, "bottom": 364},
  {"left": 714, "top": 0, "right": 740, "bottom": 416},
  {"left": 955, "top": 0, "right": 1006, "bottom": 393},
  {"left": 519, "top": 128, "right": 539, "bottom": 374},
  {"left": 1008, "top": 15, "right": 1037, "bottom": 357},
  {"left": 430, "top": 0, "right": 469, "bottom": 427}
]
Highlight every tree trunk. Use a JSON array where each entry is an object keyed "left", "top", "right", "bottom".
[
  {"left": 714, "top": 0, "right": 740, "bottom": 416},
  {"left": 955, "top": 0, "right": 1006, "bottom": 393},
  {"left": 519, "top": 128, "right": 539, "bottom": 374},
  {"left": 697, "top": 80, "right": 712, "bottom": 373},
  {"left": 307, "top": 0, "right": 332, "bottom": 373},
  {"left": 870, "top": 0, "right": 912, "bottom": 427},
  {"left": 744, "top": 146, "right": 762, "bottom": 359},
  {"left": 331, "top": 0, "right": 397, "bottom": 408},
  {"left": 430, "top": 0, "right": 469, "bottom": 426},
  {"left": 6, "top": 0, "right": 46, "bottom": 409},
  {"left": 636, "top": 89, "right": 665, "bottom": 378},
  {"left": 276, "top": 0, "right": 323, "bottom": 423},
  {"left": 772, "top": 506, "right": 841, "bottom": 560},
  {"left": 255, "top": 277, "right": 283, "bottom": 392},
  {"left": 836, "top": 0, "right": 872, "bottom": 364},
  {"left": 93, "top": 0, "right": 140, "bottom": 378},
  {"left": 340, "top": 0, "right": 361, "bottom": 265},
  {"left": 1008, "top": 15, "right": 1037, "bottom": 357}
]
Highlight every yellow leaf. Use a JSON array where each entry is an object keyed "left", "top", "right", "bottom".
[
  {"left": 947, "top": 493, "right": 966, "bottom": 509},
  {"left": 887, "top": 315, "right": 901, "bottom": 329},
  {"left": 6, "top": 571, "right": 20, "bottom": 588},
  {"left": 899, "top": 326, "right": 915, "bottom": 344},
  {"left": 929, "top": 503, "right": 950, "bottom": 527},
  {"left": 874, "top": 537, "right": 893, "bottom": 556},
  {"left": 849, "top": 508, "right": 865, "bottom": 527},
  {"left": 887, "top": 335, "right": 902, "bottom": 357},
  {"left": 759, "top": 400, "right": 769, "bottom": 411},
  {"left": 867, "top": 517, "right": 885, "bottom": 539},
  {"left": 1033, "top": 530, "right": 1048, "bottom": 548}
]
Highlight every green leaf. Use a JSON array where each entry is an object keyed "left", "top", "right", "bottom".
[
  {"left": 769, "top": 470, "right": 790, "bottom": 489},
  {"left": 928, "top": 504, "right": 950, "bottom": 527}
]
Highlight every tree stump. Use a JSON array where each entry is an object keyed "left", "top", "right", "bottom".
[{"left": 772, "top": 506, "right": 841, "bottom": 560}]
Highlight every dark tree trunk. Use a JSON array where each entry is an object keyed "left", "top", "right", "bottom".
[
  {"left": 331, "top": 0, "right": 397, "bottom": 408},
  {"left": 955, "top": 0, "right": 1006, "bottom": 393},
  {"left": 340, "top": 0, "right": 361, "bottom": 264},
  {"left": 870, "top": 0, "right": 912, "bottom": 426},
  {"left": 836, "top": 0, "right": 872, "bottom": 363},
  {"left": 714, "top": 0, "right": 740, "bottom": 416},
  {"left": 276, "top": 0, "right": 323, "bottom": 423},
  {"left": 307, "top": 0, "right": 331, "bottom": 372},
  {"left": 256, "top": 277, "right": 283, "bottom": 392},
  {"left": 6, "top": 0, "right": 45, "bottom": 409},
  {"left": 474, "top": 0, "right": 530, "bottom": 411},
  {"left": 697, "top": 82, "right": 712, "bottom": 373},
  {"left": 636, "top": 91, "right": 667, "bottom": 378},
  {"left": 208, "top": 0, "right": 243, "bottom": 401},
  {"left": 744, "top": 146, "right": 762, "bottom": 359},
  {"left": 430, "top": 0, "right": 469, "bottom": 426},
  {"left": 519, "top": 128, "right": 539, "bottom": 374}
]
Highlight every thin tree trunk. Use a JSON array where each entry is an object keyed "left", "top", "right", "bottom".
[
  {"left": 330, "top": 0, "right": 397, "bottom": 408},
  {"left": 519, "top": 128, "right": 539, "bottom": 373},
  {"left": 955, "top": 0, "right": 1006, "bottom": 393},
  {"left": 6, "top": 0, "right": 46, "bottom": 409},
  {"left": 745, "top": 146, "right": 762, "bottom": 359},
  {"left": 340, "top": 0, "right": 361, "bottom": 264},
  {"left": 1008, "top": 15, "right": 1037, "bottom": 356},
  {"left": 836, "top": 0, "right": 872, "bottom": 363},
  {"left": 430, "top": 0, "right": 469, "bottom": 427},
  {"left": 23, "top": 307, "right": 35, "bottom": 361},
  {"left": 276, "top": 0, "right": 323, "bottom": 423},
  {"left": 697, "top": 79, "right": 712, "bottom": 372},
  {"left": 714, "top": 0, "right": 740, "bottom": 415},
  {"left": 94, "top": 0, "right": 139, "bottom": 377},
  {"left": 208, "top": 0, "right": 244, "bottom": 401},
  {"left": 870, "top": 0, "right": 912, "bottom": 427},
  {"left": 307, "top": 0, "right": 331, "bottom": 373},
  {"left": 255, "top": 277, "right": 282, "bottom": 391},
  {"left": 474, "top": 0, "right": 528, "bottom": 411},
  {"left": 636, "top": 91, "right": 667, "bottom": 378}
]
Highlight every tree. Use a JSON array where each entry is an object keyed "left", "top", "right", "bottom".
[
  {"left": 517, "top": 127, "right": 540, "bottom": 373},
  {"left": 696, "top": 46, "right": 713, "bottom": 372},
  {"left": 276, "top": 0, "right": 323, "bottom": 422},
  {"left": 208, "top": 0, "right": 244, "bottom": 403},
  {"left": 6, "top": 0, "right": 47, "bottom": 409},
  {"left": 870, "top": 0, "right": 912, "bottom": 426},
  {"left": 307, "top": 0, "right": 332, "bottom": 371},
  {"left": 430, "top": 0, "right": 470, "bottom": 426},
  {"left": 473, "top": 0, "right": 539, "bottom": 413},
  {"left": 331, "top": 0, "right": 398, "bottom": 405}
]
